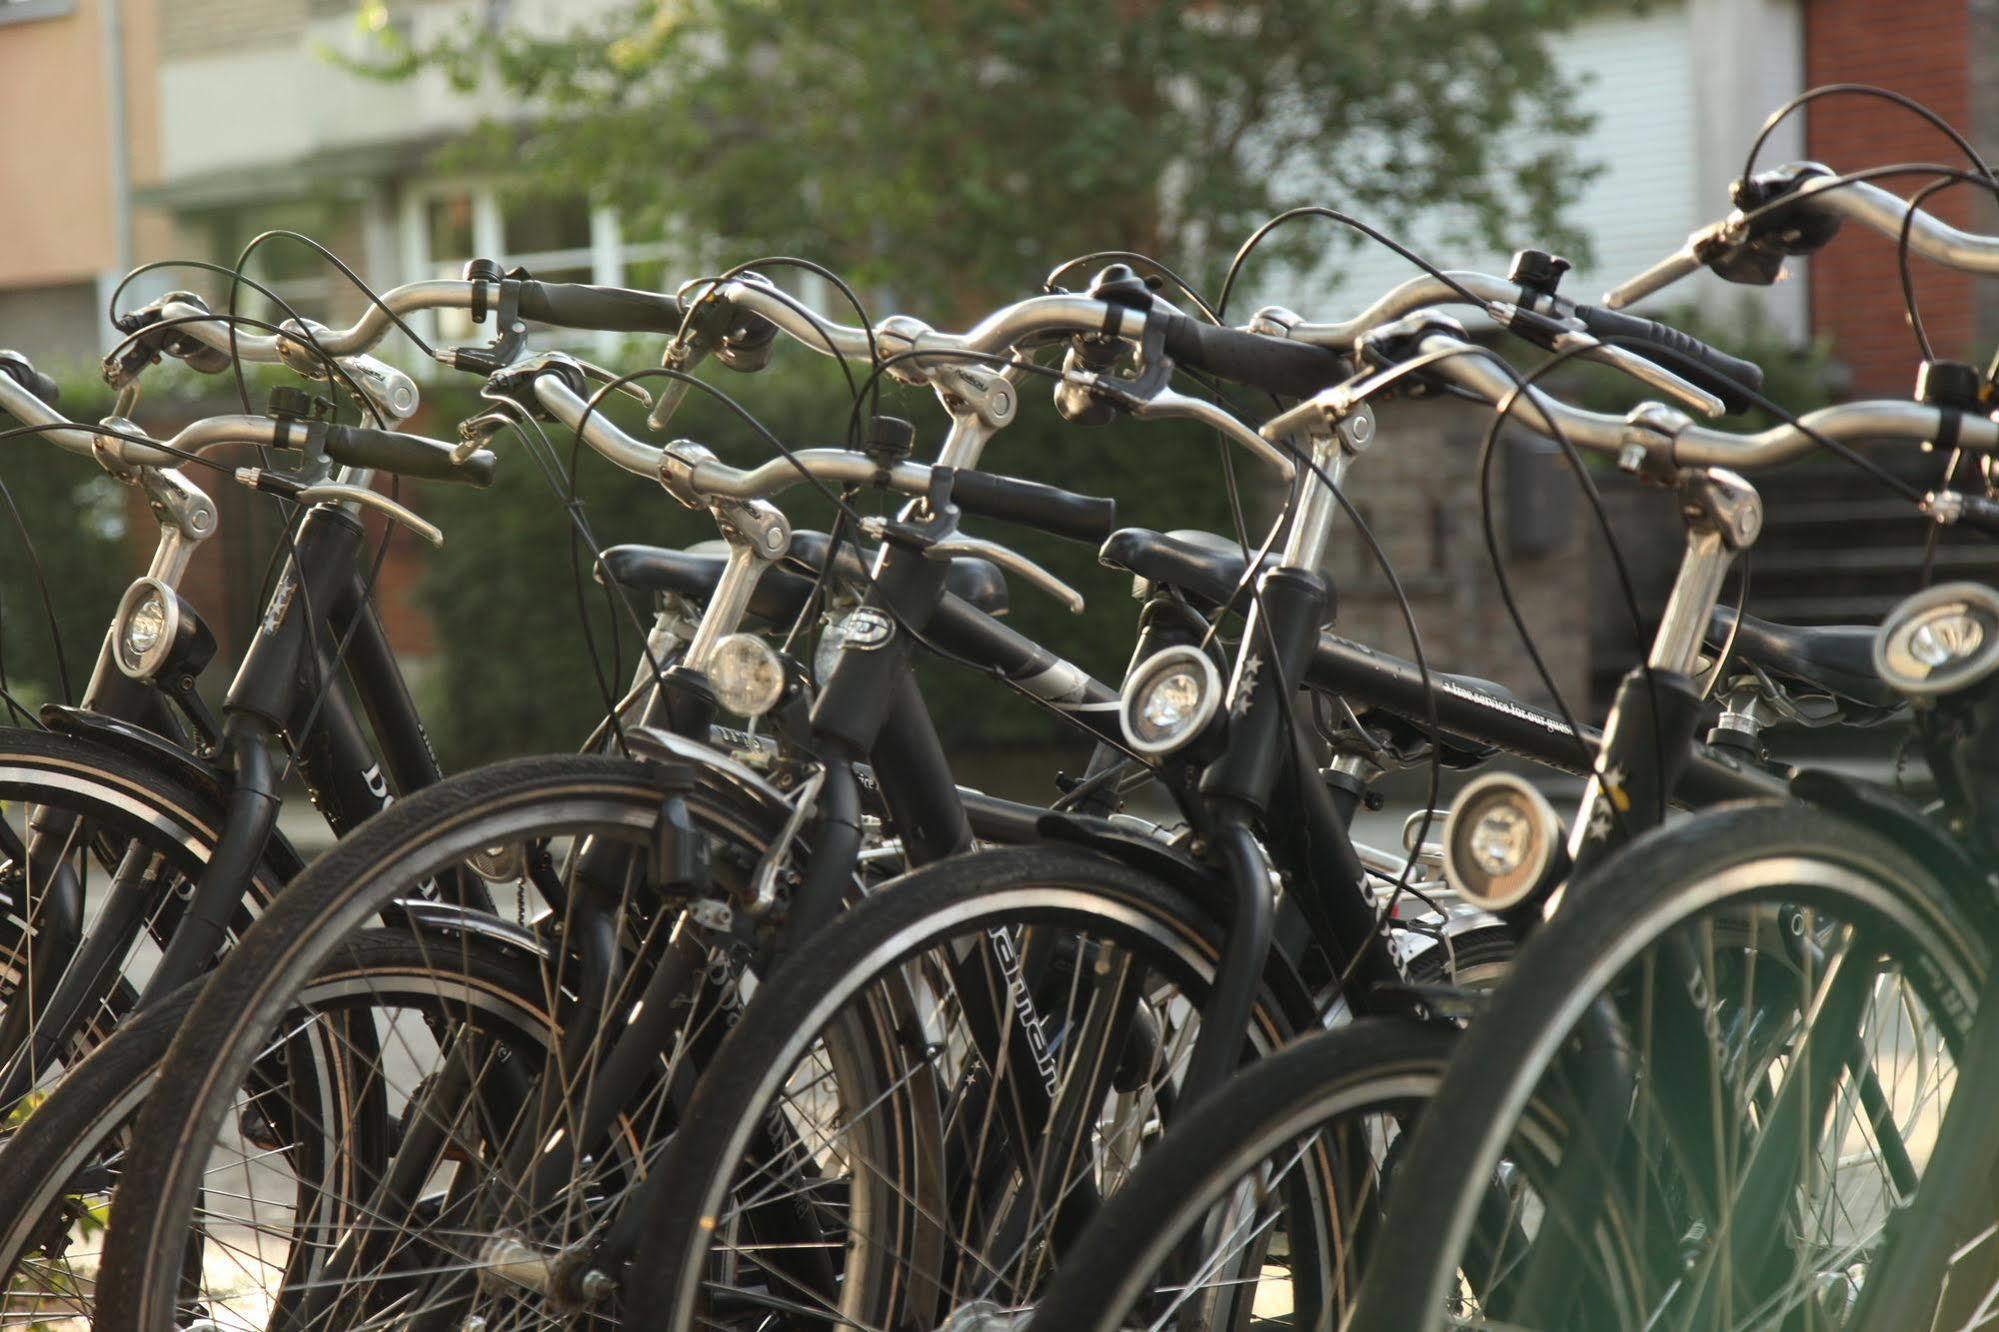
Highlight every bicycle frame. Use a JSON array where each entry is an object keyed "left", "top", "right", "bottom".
[{"left": 0, "top": 492, "right": 463, "bottom": 1105}]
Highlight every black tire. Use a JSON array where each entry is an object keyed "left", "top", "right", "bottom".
[
  {"left": 0, "top": 727, "right": 299, "bottom": 1119},
  {"left": 98, "top": 752, "right": 801, "bottom": 1331},
  {"left": 1403, "top": 921, "right": 1515, "bottom": 988},
  {"left": 1028, "top": 1016, "right": 1457, "bottom": 1332},
  {"left": 629, "top": 842, "right": 1321, "bottom": 1332},
  {"left": 0, "top": 926, "right": 559, "bottom": 1329},
  {"left": 1348, "top": 800, "right": 1990, "bottom": 1332}
]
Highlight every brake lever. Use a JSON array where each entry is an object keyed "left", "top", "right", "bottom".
[
  {"left": 1065, "top": 369, "right": 1297, "bottom": 479},
  {"left": 294, "top": 482, "right": 445, "bottom": 547},
  {"left": 1485, "top": 302, "right": 1724, "bottom": 418},
  {"left": 452, "top": 407, "right": 520, "bottom": 464},
  {"left": 650, "top": 276, "right": 770, "bottom": 431},
  {"left": 919, "top": 532, "right": 1086, "bottom": 614}
]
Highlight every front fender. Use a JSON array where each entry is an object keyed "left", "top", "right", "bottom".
[
  {"left": 1035, "top": 810, "right": 1318, "bottom": 1023},
  {"left": 39, "top": 704, "right": 308, "bottom": 882},
  {"left": 1790, "top": 767, "right": 1995, "bottom": 928}
]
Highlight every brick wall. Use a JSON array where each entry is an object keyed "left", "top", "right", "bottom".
[
  {"left": 160, "top": 0, "right": 306, "bottom": 59},
  {"left": 1804, "top": 0, "right": 1976, "bottom": 396},
  {"left": 1324, "top": 397, "right": 1592, "bottom": 713}
]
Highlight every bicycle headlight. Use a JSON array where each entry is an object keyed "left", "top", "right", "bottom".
[
  {"left": 114, "top": 577, "right": 193, "bottom": 681},
  {"left": 1875, "top": 582, "right": 1999, "bottom": 699},
  {"left": 708, "top": 632, "right": 787, "bottom": 718},
  {"left": 1119, "top": 646, "right": 1223, "bottom": 757},
  {"left": 1443, "top": 773, "right": 1566, "bottom": 912}
]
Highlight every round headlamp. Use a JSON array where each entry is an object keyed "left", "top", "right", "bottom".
[
  {"left": 708, "top": 632, "right": 787, "bottom": 718},
  {"left": 1874, "top": 582, "right": 1999, "bottom": 699},
  {"left": 1119, "top": 646, "right": 1223, "bottom": 757},
  {"left": 113, "top": 577, "right": 190, "bottom": 681},
  {"left": 1443, "top": 773, "right": 1567, "bottom": 912}
]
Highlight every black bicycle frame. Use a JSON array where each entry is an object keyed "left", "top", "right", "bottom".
[{"left": 0, "top": 500, "right": 458, "bottom": 1100}]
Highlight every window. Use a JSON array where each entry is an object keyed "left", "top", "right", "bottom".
[{"left": 189, "top": 197, "right": 354, "bottom": 329}]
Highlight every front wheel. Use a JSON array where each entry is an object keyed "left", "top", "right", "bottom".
[
  {"left": 1347, "top": 800, "right": 1989, "bottom": 1332},
  {"left": 628, "top": 843, "right": 1323, "bottom": 1332}
]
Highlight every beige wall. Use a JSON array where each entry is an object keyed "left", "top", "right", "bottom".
[{"left": 0, "top": 0, "right": 162, "bottom": 289}]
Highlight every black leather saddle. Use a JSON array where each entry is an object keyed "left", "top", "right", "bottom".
[
  {"left": 596, "top": 530, "right": 1009, "bottom": 619},
  {"left": 1708, "top": 607, "right": 1898, "bottom": 709},
  {"left": 1099, "top": 528, "right": 1276, "bottom": 610}
]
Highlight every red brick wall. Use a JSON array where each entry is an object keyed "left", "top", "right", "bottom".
[{"left": 1804, "top": 1, "right": 1976, "bottom": 396}]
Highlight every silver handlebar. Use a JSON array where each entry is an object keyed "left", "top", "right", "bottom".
[
  {"left": 1397, "top": 333, "right": 1998, "bottom": 468},
  {"left": 1605, "top": 172, "right": 1999, "bottom": 309},
  {"left": 531, "top": 374, "right": 935, "bottom": 500},
  {"left": 0, "top": 372, "right": 298, "bottom": 468},
  {"left": 529, "top": 373, "right": 1087, "bottom": 609}
]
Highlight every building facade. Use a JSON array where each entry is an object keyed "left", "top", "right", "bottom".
[{"left": 0, "top": 0, "right": 1990, "bottom": 720}]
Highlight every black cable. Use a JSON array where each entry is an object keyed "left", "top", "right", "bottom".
[
  {"left": 1216, "top": 206, "right": 1486, "bottom": 322},
  {"left": 1476, "top": 349, "right": 1661, "bottom": 837},
  {"left": 1041, "top": 251, "right": 1224, "bottom": 324},
  {"left": 1896, "top": 174, "right": 1964, "bottom": 361},
  {"left": 109, "top": 244, "right": 438, "bottom": 359},
  {"left": 1742, "top": 84, "right": 1995, "bottom": 186},
  {"left": 99, "top": 310, "right": 388, "bottom": 435},
  {"left": 0, "top": 473, "right": 72, "bottom": 705},
  {"left": 671, "top": 263, "right": 875, "bottom": 434}
]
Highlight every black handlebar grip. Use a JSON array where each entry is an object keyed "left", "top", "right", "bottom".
[
  {"left": 1949, "top": 493, "right": 1999, "bottom": 539},
  {"left": 319, "top": 425, "right": 497, "bottom": 487},
  {"left": 514, "top": 282, "right": 687, "bottom": 334},
  {"left": 0, "top": 352, "right": 59, "bottom": 408},
  {"left": 1573, "top": 305, "right": 1766, "bottom": 415},
  {"left": 1153, "top": 312, "right": 1349, "bottom": 399},
  {"left": 946, "top": 468, "right": 1118, "bottom": 544}
]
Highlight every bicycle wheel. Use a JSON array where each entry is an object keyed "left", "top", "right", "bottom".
[
  {"left": 0, "top": 727, "right": 297, "bottom": 1123},
  {"left": 626, "top": 842, "right": 1323, "bottom": 1332},
  {"left": 97, "top": 750, "right": 806, "bottom": 1331},
  {"left": 1347, "top": 800, "right": 1988, "bottom": 1332},
  {"left": 0, "top": 925, "right": 566, "bottom": 1329}
]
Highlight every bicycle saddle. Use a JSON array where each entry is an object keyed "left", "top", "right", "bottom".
[
  {"left": 597, "top": 532, "right": 1009, "bottom": 617},
  {"left": 1707, "top": 607, "right": 1898, "bottom": 709},
  {"left": 1099, "top": 528, "right": 1276, "bottom": 610}
]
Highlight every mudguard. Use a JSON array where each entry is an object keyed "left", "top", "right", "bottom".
[
  {"left": 1034, "top": 809, "right": 1319, "bottom": 1022},
  {"left": 1790, "top": 767, "right": 1994, "bottom": 928},
  {"left": 38, "top": 704, "right": 308, "bottom": 882}
]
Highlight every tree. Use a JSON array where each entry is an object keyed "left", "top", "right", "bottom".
[{"left": 360, "top": 0, "right": 1608, "bottom": 310}]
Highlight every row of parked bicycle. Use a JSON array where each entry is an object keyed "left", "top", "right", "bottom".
[{"left": 4, "top": 84, "right": 1999, "bottom": 1332}]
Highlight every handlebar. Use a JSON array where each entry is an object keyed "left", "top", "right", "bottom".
[
  {"left": 146, "top": 277, "right": 686, "bottom": 370},
  {"left": 529, "top": 372, "right": 1113, "bottom": 544},
  {"left": 1275, "top": 269, "right": 1763, "bottom": 413},
  {"left": 0, "top": 365, "right": 496, "bottom": 484},
  {"left": 514, "top": 281, "right": 687, "bottom": 333},
  {"left": 1150, "top": 310, "right": 1351, "bottom": 398},
  {"left": 320, "top": 425, "right": 496, "bottom": 487},
  {"left": 1383, "top": 330, "right": 1997, "bottom": 470},
  {"left": 1605, "top": 168, "right": 1999, "bottom": 308},
  {"left": 943, "top": 468, "right": 1118, "bottom": 544},
  {"left": 0, "top": 352, "right": 59, "bottom": 409},
  {"left": 1568, "top": 304, "right": 1765, "bottom": 413}
]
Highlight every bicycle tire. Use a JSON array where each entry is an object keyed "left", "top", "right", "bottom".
[
  {"left": 97, "top": 750, "right": 802, "bottom": 1331},
  {"left": 0, "top": 925, "right": 559, "bottom": 1328},
  {"left": 1347, "top": 799, "right": 1990, "bottom": 1332},
  {"left": 628, "top": 841, "right": 1321, "bottom": 1332},
  {"left": 0, "top": 727, "right": 299, "bottom": 1115}
]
